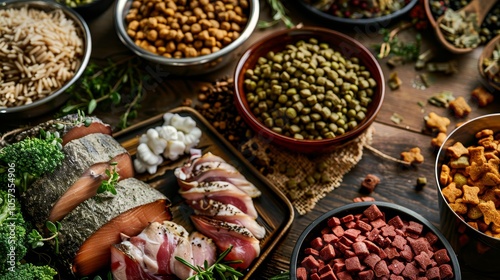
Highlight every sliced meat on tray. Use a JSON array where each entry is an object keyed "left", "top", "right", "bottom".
[
  {"left": 190, "top": 215, "right": 261, "bottom": 270},
  {"left": 21, "top": 133, "right": 133, "bottom": 230},
  {"left": 180, "top": 181, "right": 259, "bottom": 219},
  {"left": 111, "top": 221, "right": 216, "bottom": 280},
  {"left": 175, "top": 153, "right": 261, "bottom": 198},
  {"left": 54, "top": 177, "right": 171, "bottom": 277},
  {"left": 190, "top": 199, "right": 266, "bottom": 239}
]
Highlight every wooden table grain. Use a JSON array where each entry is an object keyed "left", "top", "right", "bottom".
[{"left": 4, "top": 1, "right": 500, "bottom": 279}]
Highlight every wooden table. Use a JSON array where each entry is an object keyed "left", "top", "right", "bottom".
[{"left": 5, "top": 1, "right": 500, "bottom": 279}]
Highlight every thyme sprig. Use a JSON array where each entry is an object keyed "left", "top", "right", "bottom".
[
  {"left": 375, "top": 23, "right": 421, "bottom": 61},
  {"left": 259, "top": 0, "right": 295, "bottom": 29},
  {"left": 175, "top": 245, "right": 244, "bottom": 280}
]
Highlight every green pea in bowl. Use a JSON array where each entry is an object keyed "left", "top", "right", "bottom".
[{"left": 234, "top": 26, "right": 385, "bottom": 154}]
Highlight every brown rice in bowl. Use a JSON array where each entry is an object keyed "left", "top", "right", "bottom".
[{"left": 0, "top": 0, "right": 91, "bottom": 118}]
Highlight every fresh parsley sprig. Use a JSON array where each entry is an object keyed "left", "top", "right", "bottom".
[
  {"left": 27, "top": 221, "right": 61, "bottom": 254},
  {"left": 97, "top": 162, "right": 119, "bottom": 195},
  {"left": 175, "top": 245, "right": 244, "bottom": 280}
]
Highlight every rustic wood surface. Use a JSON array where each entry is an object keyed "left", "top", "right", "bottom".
[{"left": 3, "top": 1, "right": 500, "bottom": 279}]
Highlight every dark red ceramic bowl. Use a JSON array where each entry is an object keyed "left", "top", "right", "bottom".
[{"left": 233, "top": 27, "right": 385, "bottom": 154}]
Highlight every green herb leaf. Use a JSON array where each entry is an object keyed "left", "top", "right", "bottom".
[{"left": 88, "top": 99, "right": 97, "bottom": 114}]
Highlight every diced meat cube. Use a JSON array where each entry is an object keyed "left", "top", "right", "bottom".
[
  {"left": 320, "top": 244, "right": 336, "bottom": 261},
  {"left": 328, "top": 216, "right": 342, "bottom": 227},
  {"left": 400, "top": 245, "right": 414, "bottom": 262},
  {"left": 345, "top": 256, "right": 362, "bottom": 272},
  {"left": 381, "top": 225, "right": 397, "bottom": 237},
  {"left": 401, "top": 262, "right": 419, "bottom": 280},
  {"left": 355, "top": 235, "right": 367, "bottom": 242},
  {"left": 389, "top": 275, "right": 404, "bottom": 280},
  {"left": 332, "top": 225, "right": 345, "bottom": 237},
  {"left": 323, "top": 233, "right": 339, "bottom": 244},
  {"left": 356, "top": 220, "right": 373, "bottom": 232},
  {"left": 374, "top": 260, "right": 390, "bottom": 277},
  {"left": 311, "top": 273, "right": 321, "bottom": 280},
  {"left": 363, "top": 240, "right": 383, "bottom": 255},
  {"left": 388, "top": 259, "right": 405, "bottom": 275},
  {"left": 311, "top": 237, "right": 325, "bottom": 251},
  {"left": 344, "top": 250, "right": 356, "bottom": 258},
  {"left": 425, "top": 232, "right": 439, "bottom": 246},
  {"left": 367, "top": 228, "right": 381, "bottom": 241},
  {"left": 339, "top": 236, "right": 354, "bottom": 247},
  {"left": 358, "top": 270, "right": 375, "bottom": 280},
  {"left": 341, "top": 214, "right": 355, "bottom": 223},
  {"left": 433, "top": 249, "right": 451, "bottom": 266},
  {"left": 363, "top": 253, "right": 381, "bottom": 269},
  {"left": 321, "top": 227, "right": 332, "bottom": 235},
  {"left": 425, "top": 266, "right": 440, "bottom": 280},
  {"left": 332, "top": 258, "right": 345, "bottom": 272},
  {"left": 305, "top": 247, "right": 320, "bottom": 257},
  {"left": 439, "top": 264, "right": 454, "bottom": 279},
  {"left": 414, "top": 252, "right": 433, "bottom": 269},
  {"left": 388, "top": 215, "right": 405, "bottom": 229},
  {"left": 363, "top": 204, "right": 384, "bottom": 221},
  {"left": 353, "top": 241, "right": 370, "bottom": 257},
  {"left": 344, "top": 228, "right": 361, "bottom": 241},
  {"left": 301, "top": 255, "right": 321, "bottom": 270},
  {"left": 417, "top": 277, "right": 429, "bottom": 280},
  {"left": 408, "top": 237, "right": 431, "bottom": 256},
  {"left": 370, "top": 218, "right": 387, "bottom": 229},
  {"left": 319, "top": 270, "right": 338, "bottom": 280},
  {"left": 318, "top": 264, "right": 333, "bottom": 275},
  {"left": 297, "top": 267, "right": 308, "bottom": 280},
  {"left": 407, "top": 221, "right": 424, "bottom": 235},
  {"left": 336, "top": 270, "right": 354, "bottom": 280},
  {"left": 391, "top": 234, "right": 407, "bottom": 251},
  {"left": 384, "top": 247, "right": 400, "bottom": 259},
  {"left": 345, "top": 221, "right": 357, "bottom": 229}
]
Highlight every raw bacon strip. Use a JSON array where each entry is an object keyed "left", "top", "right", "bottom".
[
  {"left": 174, "top": 152, "right": 261, "bottom": 198},
  {"left": 180, "top": 181, "right": 259, "bottom": 219},
  {"left": 111, "top": 221, "right": 216, "bottom": 280},
  {"left": 190, "top": 199, "right": 266, "bottom": 239},
  {"left": 190, "top": 215, "right": 261, "bottom": 270}
]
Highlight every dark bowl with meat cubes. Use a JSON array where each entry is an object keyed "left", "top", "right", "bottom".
[{"left": 290, "top": 201, "right": 461, "bottom": 280}]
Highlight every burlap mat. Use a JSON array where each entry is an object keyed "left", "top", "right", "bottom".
[{"left": 242, "top": 126, "right": 374, "bottom": 215}]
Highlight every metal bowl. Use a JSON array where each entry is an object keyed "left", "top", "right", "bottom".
[
  {"left": 435, "top": 113, "right": 500, "bottom": 278},
  {"left": 114, "top": 0, "right": 259, "bottom": 76},
  {"left": 58, "top": 0, "right": 115, "bottom": 20},
  {"left": 290, "top": 201, "right": 461, "bottom": 279},
  {"left": 0, "top": 0, "right": 92, "bottom": 119},
  {"left": 293, "top": 0, "right": 418, "bottom": 28}
]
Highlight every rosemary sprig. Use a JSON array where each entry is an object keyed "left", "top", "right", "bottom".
[
  {"left": 175, "top": 245, "right": 244, "bottom": 280},
  {"left": 259, "top": 0, "right": 294, "bottom": 29}
]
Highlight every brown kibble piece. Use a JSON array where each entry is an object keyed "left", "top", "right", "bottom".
[
  {"left": 431, "top": 132, "right": 447, "bottom": 148},
  {"left": 440, "top": 164, "right": 452, "bottom": 185},
  {"left": 449, "top": 198, "right": 468, "bottom": 214},
  {"left": 442, "top": 182, "right": 462, "bottom": 203},
  {"left": 360, "top": 174, "right": 380, "bottom": 193},
  {"left": 462, "top": 185, "right": 480, "bottom": 204},
  {"left": 446, "top": 142, "right": 469, "bottom": 159},
  {"left": 425, "top": 112, "right": 450, "bottom": 133},
  {"left": 471, "top": 86, "right": 494, "bottom": 107},
  {"left": 478, "top": 200, "right": 500, "bottom": 227},
  {"left": 401, "top": 147, "right": 424, "bottom": 164},
  {"left": 449, "top": 96, "right": 472, "bottom": 117}
]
